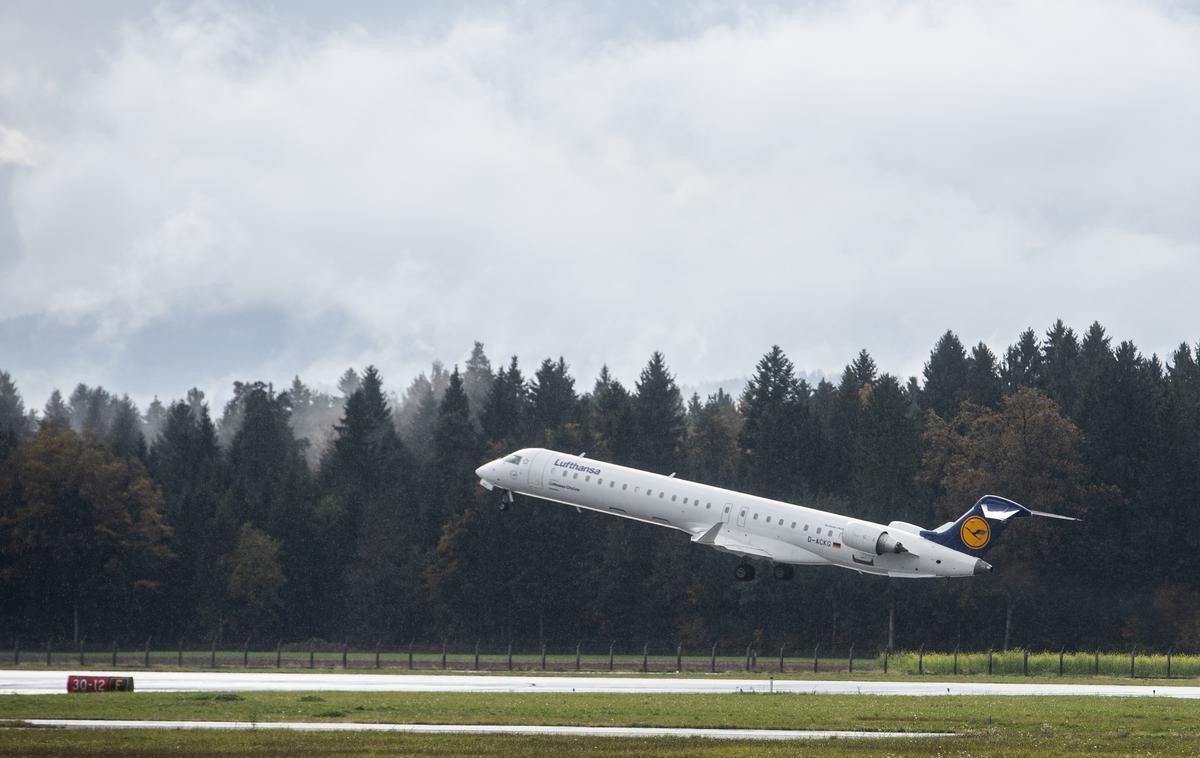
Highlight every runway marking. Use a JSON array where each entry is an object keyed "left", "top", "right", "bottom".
[
  {"left": 2, "top": 670, "right": 1198, "bottom": 697},
  {"left": 16, "top": 719, "right": 955, "bottom": 740}
]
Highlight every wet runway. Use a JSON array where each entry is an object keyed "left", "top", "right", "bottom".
[
  {"left": 3, "top": 670, "right": 1198, "bottom": 697},
  {"left": 16, "top": 718, "right": 954, "bottom": 740}
]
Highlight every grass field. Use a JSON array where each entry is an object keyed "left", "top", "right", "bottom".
[{"left": 2, "top": 691, "right": 1200, "bottom": 756}]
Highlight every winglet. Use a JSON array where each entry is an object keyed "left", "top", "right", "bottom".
[{"left": 693, "top": 522, "right": 722, "bottom": 545}]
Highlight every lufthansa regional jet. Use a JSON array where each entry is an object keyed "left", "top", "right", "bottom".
[{"left": 476, "top": 448, "right": 1076, "bottom": 580}]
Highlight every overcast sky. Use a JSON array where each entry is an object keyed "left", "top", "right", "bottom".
[{"left": 2, "top": 0, "right": 1199, "bottom": 409}]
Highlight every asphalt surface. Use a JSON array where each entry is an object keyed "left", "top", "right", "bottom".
[
  {"left": 3, "top": 670, "right": 1199, "bottom": 697},
  {"left": 17, "top": 719, "right": 954, "bottom": 740}
]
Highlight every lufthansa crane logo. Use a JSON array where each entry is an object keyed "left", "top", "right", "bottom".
[{"left": 960, "top": 516, "right": 991, "bottom": 549}]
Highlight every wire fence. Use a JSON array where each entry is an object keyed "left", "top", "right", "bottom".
[{"left": 7, "top": 638, "right": 1196, "bottom": 678}]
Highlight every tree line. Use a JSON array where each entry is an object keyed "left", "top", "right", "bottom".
[{"left": 2, "top": 320, "right": 1199, "bottom": 653}]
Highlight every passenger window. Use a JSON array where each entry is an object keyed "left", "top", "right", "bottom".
[
  {"left": 706, "top": 503, "right": 712, "bottom": 509},
  {"left": 647, "top": 489, "right": 653, "bottom": 497},
  {"left": 766, "top": 516, "right": 772, "bottom": 523},
  {"left": 791, "top": 521, "right": 796, "bottom": 528},
  {"left": 804, "top": 525, "right": 809, "bottom": 531},
  {"left": 753, "top": 513, "right": 758, "bottom": 520},
  {"left": 610, "top": 481, "right": 615, "bottom": 488},
  {"left": 563, "top": 470, "right": 569, "bottom": 478},
  {"left": 585, "top": 475, "right": 591, "bottom": 482},
  {"left": 622, "top": 483, "right": 628, "bottom": 490},
  {"left": 597, "top": 478, "right": 602, "bottom": 485},
  {"left": 573, "top": 472, "right": 578, "bottom": 479},
  {"left": 659, "top": 492, "right": 665, "bottom": 499},
  {"left": 671, "top": 495, "right": 677, "bottom": 502},
  {"left": 683, "top": 497, "right": 688, "bottom": 504}
]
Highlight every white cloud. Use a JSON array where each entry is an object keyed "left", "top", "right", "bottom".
[{"left": 1, "top": 0, "right": 1199, "bottom": 405}]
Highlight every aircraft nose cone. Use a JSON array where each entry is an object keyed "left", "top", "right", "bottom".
[
  {"left": 974, "top": 559, "right": 993, "bottom": 576},
  {"left": 475, "top": 464, "right": 487, "bottom": 478}
]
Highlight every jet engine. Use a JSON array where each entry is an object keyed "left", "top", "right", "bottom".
[{"left": 842, "top": 519, "right": 909, "bottom": 556}]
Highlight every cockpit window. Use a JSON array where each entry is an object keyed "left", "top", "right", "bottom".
[{"left": 504, "top": 454, "right": 523, "bottom": 464}]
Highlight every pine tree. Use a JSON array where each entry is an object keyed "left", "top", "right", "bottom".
[
  {"left": 1040, "top": 320, "right": 1081, "bottom": 413},
  {"left": 41, "top": 389, "right": 70, "bottom": 430},
  {"left": 590, "top": 365, "right": 636, "bottom": 465},
  {"left": 964, "top": 342, "right": 1002, "bottom": 408},
  {"left": 0, "top": 371, "right": 29, "bottom": 458},
  {"left": 463, "top": 342, "right": 494, "bottom": 427},
  {"left": 481, "top": 356, "right": 529, "bottom": 447},
  {"left": 632, "top": 352, "right": 686, "bottom": 474},
  {"left": 739, "top": 346, "right": 812, "bottom": 498},
  {"left": 530, "top": 358, "right": 578, "bottom": 440},
  {"left": 1001, "top": 328, "right": 1042, "bottom": 392},
  {"left": 922, "top": 331, "right": 969, "bottom": 419}
]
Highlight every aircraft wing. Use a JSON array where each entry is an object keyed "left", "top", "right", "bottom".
[{"left": 691, "top": 523, "right": 775, "bottom": 560}]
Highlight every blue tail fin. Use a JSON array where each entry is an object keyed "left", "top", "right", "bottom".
[{"left": 920, "top": 495, "right": 1031, "bottom": 558}]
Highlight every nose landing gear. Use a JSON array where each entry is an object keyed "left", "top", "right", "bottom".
[{"left": 497, "top": 489, "right": 515, "bottom": 512}]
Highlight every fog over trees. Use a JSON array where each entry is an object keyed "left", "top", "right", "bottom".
[{"left": 2, "top": 325, "right": 1199, "bottom": 652}]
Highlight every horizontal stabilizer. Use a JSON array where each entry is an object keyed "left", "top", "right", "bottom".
[{"left": 1029, "top": 509, "right": 1081, "bottom": 522}]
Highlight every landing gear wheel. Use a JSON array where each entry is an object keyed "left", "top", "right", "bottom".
[
  {"left": 734, "top": 563, "right": 756, "bottom": 582},
  {"left": 498, "top": 500, "right": 510, "bottom": 512},
  {"left": 772, "top": 563, "right": 794, "bottom": 580},
  {"left": 497, "top": 490, "right": 514, "bottom": 512}
]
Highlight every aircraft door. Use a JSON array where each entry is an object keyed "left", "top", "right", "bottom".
[
  {"left": 526, "top": 451, "right": 546, "bottom": 491},
  {"left": 736, "top": 506, "right": 748, "bottom": 528},
  {"left": 722, "top": 503, "right": 733, "bottom": 524}
]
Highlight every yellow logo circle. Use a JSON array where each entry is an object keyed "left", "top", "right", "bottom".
[{"left": 960, "top": 516, "right": 991, "bottom": 549}]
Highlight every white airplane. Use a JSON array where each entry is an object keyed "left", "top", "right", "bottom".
[{"left": 476, "top": 448, "right": 1077, "bottom": 580}]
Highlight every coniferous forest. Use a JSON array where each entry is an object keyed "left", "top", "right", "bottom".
[{"left": 2, "top": 320, "right": 1199, "bottom": 654}]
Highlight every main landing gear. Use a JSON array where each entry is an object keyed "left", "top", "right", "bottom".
[
  {"left": 735, "top": 562, "right": 793, "bottom": 581},
  {"left": 497, "top": 489, "right": 515, "bottom": 512}
]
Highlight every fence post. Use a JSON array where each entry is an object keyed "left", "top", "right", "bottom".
[
  {"left": 245, "top": 639, "right": 251, "bottom": 669},
  {"left": 1168, "top": 648, "right": 1173, "bottom": 678},
  {"left": 745, "top": 644, "right": 752, "bottom": 672},
  {"left": 276, "top": 641, "right": 281, "bottom": 669},
  {"left": 375, "top": 642, "right": 381, "bottom": 670},
  {"left": 1059, "top": 647, "right": 1064, "bottom": 677},
  {"left": 918, "top": 646, "right": 924, "bottom": 675},
  {"left": 884, "top": 649, "right": 888, "bottom": 674},
  {"left": 1094, "top": 649, "right": 1099, "bottom": 676},
  {"left": 752, "top": 647, "right": 758, "bottom": 672},
  {"left": 342, "top": 643, "right": 348, "bottom": 670},
  {"left": 179, "top": 638, "right": 184, "bottom": 668},
  {"left": 507, "top": 643, "right": 513, "bottom": 671},
  {"left": 575, "top": 642, "right": 581, "bottom": 672},
  {"left": 779, "top": 644, "right": 786, "bottom": 673},
  {"left": 953, "top": 647, "right": 959, "bottom": 675},
  {"left": 145, "top": 638, "right": 152, "bottom": 668},
  {"left": 46, "top": 639, "right": 52, "bottom": 667},
  {"left": 848, "top": 645, "right": 854, "bottom": 674},
  {"left": 1130, "top": 646, "right": 1135, "bottom": 678},
  {"left": 813, "top": 644, "right": 819, "bottom": 674},
  {"left": 441, "top": 640, "right": 447, "bottom": 670},
  {"left": 677, "top": 642, "right": 683, "bottom": 673},
  {"left": 308, "top": 642, "right": 314, "bottom": 669},
  {"left": 711, "top": 642, "right": 717, "bottom": 674},
  {"left": 543, "top": 642, "right": 549, "bottom": 671},
  {"left": 474, "top": 640, "right": 480, "bottom": 671},
  {"left": 408, "top": 642, "right": 414, "bottom": 670},
  {"left": 112, "top": 640, "right": 118, "bottom": 667},
  {"left": 608, "top": 641, "right": 614, "bottom": 672},
  {"left": 13, "top": 639, "right": 18, "bottom": 666},
  {"left": 1023, "top": 650, "right": 1028, "bottom": 676},
  {"left": 212, "top": 638, "right": 218, "bottom": 669},
  {"left": 642, "top": 643, "right": 648, "bottom": 673},
  {"left": 988, "top": 649, "right": 993, "bottom": 676},
  {"left": 79, "top": 638, "right": 85, "bottom": 666}
]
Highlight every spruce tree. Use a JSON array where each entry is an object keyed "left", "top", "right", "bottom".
[
  {"left": 632, "top": 352, "right": 686, "bottom": 474},
  {"left": 964, "top": 342, "right": 1002, "bottom": 408},
  {"left": 922, "top": 331, "right": 969, "bottom": 419}
]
